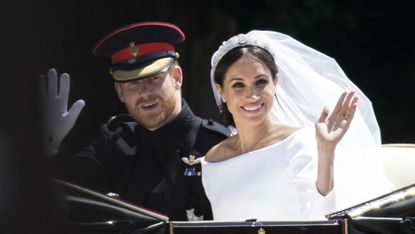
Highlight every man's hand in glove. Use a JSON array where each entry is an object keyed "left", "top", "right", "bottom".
[{"left": 39, "top": 68, "right": 85, "bottom": 155}]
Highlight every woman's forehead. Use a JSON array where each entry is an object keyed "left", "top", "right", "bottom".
[{"left": 225, "top": 54, "right": 270, "bottom": 79}]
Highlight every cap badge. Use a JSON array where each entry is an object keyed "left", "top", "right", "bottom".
[
  {"left": 258, "top": 228, "right": 266, "bottom": 234},
  {"left": 129, "top": 41, "right": 139, "bottom": 57},
  {"left": 181, "top": 154, "right": 201, "bottom": 166}
]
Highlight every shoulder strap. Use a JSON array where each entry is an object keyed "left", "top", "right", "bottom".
[
  {"left": 105, "top": 114, "right": 137, "bottom": 155},
  {"left": 193, "top": 119, "right": 230, "bottom": 155},
  {"left": 107, "top": 114, "right": 136, "bottom": 131}
]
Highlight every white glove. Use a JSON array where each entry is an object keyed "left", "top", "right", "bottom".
[
  {"left": 185, "top": 208, "right": 204, "bottom": 221},
  {"left": 39, "top": 68, "right": 85, "bottom": 155}
]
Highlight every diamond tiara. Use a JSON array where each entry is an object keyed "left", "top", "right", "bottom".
[{"left": 211, "top": 33, "right": 274, "bottom": 71}]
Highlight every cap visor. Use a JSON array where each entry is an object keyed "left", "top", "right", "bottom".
[{"left": 112, "top": 57, "right": 173, "bottom": 82}]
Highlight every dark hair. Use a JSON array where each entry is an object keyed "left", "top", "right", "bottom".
[{"left": 214, "top": 46, "right": 278, "bottom": 126}]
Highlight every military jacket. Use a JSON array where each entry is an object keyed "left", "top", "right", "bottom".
[{"left": 58, "top": 100, "right": 229, "bottom": 221}]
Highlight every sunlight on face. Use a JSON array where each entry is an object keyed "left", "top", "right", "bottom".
[
  {"left": 219, "top": 54, "right": 277, "bottom": 127},
  {"left": 115, "top": 69, "right": 180, "bottom": 130}
]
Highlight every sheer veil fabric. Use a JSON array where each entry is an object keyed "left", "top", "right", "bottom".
[
  {"left": 210, "top": 30, "right": 393, "bottom": 212},
  {"left": 210, "top": 30, "right": 381, "bottom": 148}
]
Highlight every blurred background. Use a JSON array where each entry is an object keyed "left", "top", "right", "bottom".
[
  {"left": 1, "top": 0, "right": 414, "bottom": 231},
  {"left": 8, "top": 0, "right": 415, "bottom": 148}
]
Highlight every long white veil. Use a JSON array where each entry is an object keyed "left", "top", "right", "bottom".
[{"left": 210, "top": 30, "right": 381, "bottom": 149}]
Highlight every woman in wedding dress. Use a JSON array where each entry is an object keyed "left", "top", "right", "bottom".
[{"left": 202, "top": 31, "right": 394, "bottom": 221}]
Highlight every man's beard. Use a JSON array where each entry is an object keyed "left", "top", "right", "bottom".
[{"left": 131, "top": 95, "right": 177, "bottom": 130}]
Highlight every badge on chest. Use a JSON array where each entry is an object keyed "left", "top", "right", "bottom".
[{"left": 182, "top": 153, "right": 202, "bottom": 176}]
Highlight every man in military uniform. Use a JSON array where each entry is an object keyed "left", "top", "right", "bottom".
[{"left": 42, "top": 22, "right": 230, "bottom": 221}]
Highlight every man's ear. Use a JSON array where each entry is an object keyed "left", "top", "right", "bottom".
[
  {"left": 114, "top": 83, "right": 125, "bottom": 103},
  {"left": 170, "top": 65, "right": 183, "bottom": 89},
  {"left": 215, "top": 83, "right": 226, "bottom": 103}
]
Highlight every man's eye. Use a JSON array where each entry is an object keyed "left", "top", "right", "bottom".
[
  {"left": 150, "top": 76, "right": 160, "bottom": 81},
  {"left": 127, "top": 80, "right": 139, "bottom": 85}
]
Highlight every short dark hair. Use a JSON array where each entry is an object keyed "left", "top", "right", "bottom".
[{"left": 213, "top": 46, "right": 278, "bottom": 126}]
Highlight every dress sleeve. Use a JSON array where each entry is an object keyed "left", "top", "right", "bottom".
[{"left": 285, "top": 127, "right": 336, "bottom": 220}]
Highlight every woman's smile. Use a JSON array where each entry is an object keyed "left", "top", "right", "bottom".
[{"left": 241, "top": 102, "right": 264, "bottom": 112}]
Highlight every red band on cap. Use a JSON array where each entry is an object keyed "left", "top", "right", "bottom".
[{"left": 111, "top": 42, "right": 175, "bottom": 64}]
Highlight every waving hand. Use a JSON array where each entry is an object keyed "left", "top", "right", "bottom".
[
  {"left": 315, "top": 91, "right": 358, "bottom": 150},
  {"left": 39, "top": 68, "right": 85, "bottom": 154}
]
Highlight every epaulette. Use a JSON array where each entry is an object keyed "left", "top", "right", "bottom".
[
  {"left": 106, "top": 114, "right": 137, "bottom": 155},
  {"left": 107, "top": 114, "right": 136, "bottom": 131},
  {"left": 200, "top": 119, "right": 231, "bottom": 138},
  {"left": 193, "top": 119, "right": 230, "bottom": 154}
]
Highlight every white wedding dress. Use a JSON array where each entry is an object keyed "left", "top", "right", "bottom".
[
  {"left": 202, "top": 127, "right": 394, "bottom": 221},
  {"left": 204, "top": 30, "right": 409, "bottom": 221},
  {"left": 202, "top": 127, "right": 335, "bottom": 221}
]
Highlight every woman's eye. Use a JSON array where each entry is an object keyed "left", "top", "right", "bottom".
[
  {"left": 232, "top": 82, "right": 245, "bottom": 88},
  {"left": 256, "top": 79, "right": 269, "bottom": 85}
]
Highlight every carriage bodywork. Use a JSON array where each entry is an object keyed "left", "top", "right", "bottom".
[{"left": 58, "top": 144, "right": 415, "bottom": 234}]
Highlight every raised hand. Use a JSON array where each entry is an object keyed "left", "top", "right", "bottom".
[
  {"left": 315, "top": 91, "right": 358, "bottom": 151},
  {"left": 39, "top": 68, "right": 85, "bottom": 154},
  {"left": 315, "top": 91, "right": 358, "bottom": 195}
]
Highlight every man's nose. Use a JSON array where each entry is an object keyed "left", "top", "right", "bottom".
[{"left": 138, "top": 80, "right": 153, "bottom": 94}]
